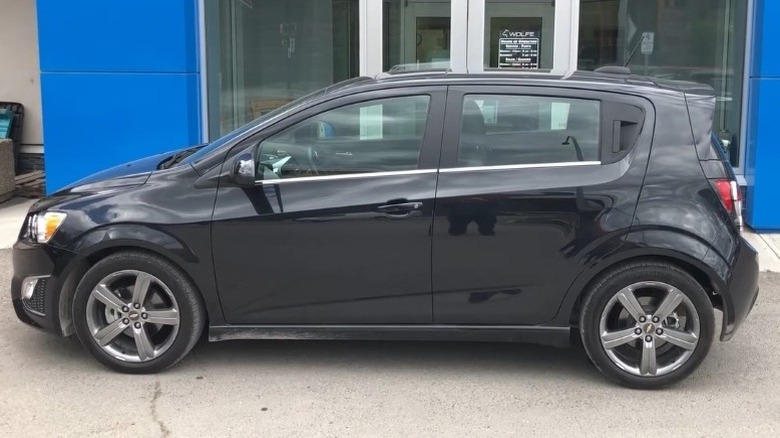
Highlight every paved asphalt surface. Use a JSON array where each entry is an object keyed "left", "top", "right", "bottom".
[{"left": 1, "top": 249, "right": 778, "bottom": 437}]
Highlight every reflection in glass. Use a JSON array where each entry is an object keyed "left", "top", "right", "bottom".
[
  {"left": 205, "top": 0, "right": 360, "bottom": 138},
  {"left": 258, "top": 96, "right": 431, "bottom": 179},
  {"left": 383, "top": 0, "right": 452, "bottom": 72},
  {"left": 458, "top": 95, "right": 601, "bottom": 167},
  {"left": 579, "top": 0, "right": 747, "bottom": 167}
]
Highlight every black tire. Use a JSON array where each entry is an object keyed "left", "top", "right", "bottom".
[
  {"left": 72, "top": 251, "right": 205, "bottom": 374},
  {"left": 579, "top": 260, "right": 715, "bottom": 389}
]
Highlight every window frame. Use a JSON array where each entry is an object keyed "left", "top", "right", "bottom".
[
  {"left": 234, "top": 86, "right": 448, "bottom": 185},
  {"left": 439, "top": 85, "right": 648, "bottom": 171}
]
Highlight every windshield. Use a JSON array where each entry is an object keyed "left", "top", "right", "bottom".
[{"left": 181, "top": 89, "right": 327, "bottom": 165}]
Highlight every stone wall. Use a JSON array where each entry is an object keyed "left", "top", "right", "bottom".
[{"left": 0, "top": 140, "right": 14, "bottom": 202}]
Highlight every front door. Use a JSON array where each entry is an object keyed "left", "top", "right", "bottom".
[{"left": 212, "top": 88, "right": 446, "bottom": 324}]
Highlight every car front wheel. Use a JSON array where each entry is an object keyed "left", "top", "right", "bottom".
[
  {"left": 72, "top": 251, "right": 205, "bottom": 374},
  {"left": 579, "top": 260, "right": 715, "bottom": 389}
]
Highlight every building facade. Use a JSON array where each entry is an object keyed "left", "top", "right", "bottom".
[{"left": 31, "top": 0, "right": 779, "bottom": 229}]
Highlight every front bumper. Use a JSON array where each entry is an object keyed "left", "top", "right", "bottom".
[
  {"left": 720, "top": 236, "right": 760, "bottom": 341},
  {"left": 11, "top": 239, "right": 81, "bottom": 335}
]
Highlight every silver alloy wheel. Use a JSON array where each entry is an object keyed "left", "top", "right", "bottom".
[
  {"left": 85, "top": 270, "right": 180, "bottom": 363},
  {"left": 599, "top": 281, "right": 700, "bottom": 377}
]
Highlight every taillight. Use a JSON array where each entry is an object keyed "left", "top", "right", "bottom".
[{"left": 713, "top": 179, "right": 743, "bottom": 232}]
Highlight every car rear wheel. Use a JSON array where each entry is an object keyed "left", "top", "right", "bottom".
[
  {"left": 72, "top": 251, "right": 205, "bottom": 373},
  {"left": 579, "top": 260, "right": 715, "bottom": 389}
]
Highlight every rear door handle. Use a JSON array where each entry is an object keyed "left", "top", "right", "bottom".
[{"left": 377, "top": 202, "right": 423, "bottom": 216}]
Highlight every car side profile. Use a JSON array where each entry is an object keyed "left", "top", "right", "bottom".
[{"left": 11, "top": 71, "right": 758, "bottom": 389}]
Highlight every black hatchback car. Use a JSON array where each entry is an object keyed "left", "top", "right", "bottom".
[{"left": 11, "top": 71, "right": 758, "bottom": 388}]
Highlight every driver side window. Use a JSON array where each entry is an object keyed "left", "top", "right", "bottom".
[{"left": 257, "top": 95, "right": 431, "bottom": 180}]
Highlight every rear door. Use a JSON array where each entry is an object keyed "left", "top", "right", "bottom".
[{"left": 432, "top": 85, "right": 652, "bottom": 325}]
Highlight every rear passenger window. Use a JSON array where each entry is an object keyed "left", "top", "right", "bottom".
[{"left": 458, "top": 95, "right": 601, "bottom": 167}]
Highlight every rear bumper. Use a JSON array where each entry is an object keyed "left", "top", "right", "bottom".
[
  {"left": 11, "top": 239, "right": 82, "bottom": 335},
  {"left": 720, "top": 236, "right": 760, "bottom": 341}
]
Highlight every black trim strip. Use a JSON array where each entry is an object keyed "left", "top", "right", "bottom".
[{"left": 209, "top": 325, "right": 571, "bottom": 348}]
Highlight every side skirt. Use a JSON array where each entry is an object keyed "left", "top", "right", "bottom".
[{"left": 209, "top": 325, "right": 572, "bottom": 348}]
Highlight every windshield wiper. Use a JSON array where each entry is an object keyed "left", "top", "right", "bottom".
[{"left": 158, "top": 145, "right": 205, "bottom": 170}]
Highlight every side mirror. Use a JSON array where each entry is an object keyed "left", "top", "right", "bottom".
[{"left": 231, "top": 152, "right": 256, "bottom": 187}]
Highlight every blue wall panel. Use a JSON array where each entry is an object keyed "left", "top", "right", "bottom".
[
  {"left": 36, "top": 0, "right": 198, "bottom": 73},
  {"left": 752, "top": 0, "right": 780, "bottom": 77},
  {"left": 36, "top": 0, "right": 201, "bottom": 193},
  {"left": 41, "top": 73, "right": 201, "bottom": 192},
  {"left": 746, "top": 0, "right": 780, "bottom": 230},
  {"left": 745, "top": 78, "right": 780, "bottom": 229}
]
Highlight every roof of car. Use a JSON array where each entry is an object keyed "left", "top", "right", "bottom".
[{"left": 325, "top": 69, "right": 715, "bottom": 97}]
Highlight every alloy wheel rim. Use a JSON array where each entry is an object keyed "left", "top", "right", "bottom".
[
  {"left": 85, "top": 270, "right": 180, "bottom": 363},
  {"left": 599, "top": 281, "right": 700, "bottom": 377}
]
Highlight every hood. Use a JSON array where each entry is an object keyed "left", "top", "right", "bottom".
[{"left": 56, "top": 150, "right": 176, "bottom": 195}]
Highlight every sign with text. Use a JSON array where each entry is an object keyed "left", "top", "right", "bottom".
[
  {"left": 498, "top": 30, "right": 540, "bottom": 69},
  {"left": 641, "top": 32, "right": 655, "bottom": 55}
]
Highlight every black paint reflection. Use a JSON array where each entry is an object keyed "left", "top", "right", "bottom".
[{"left": 448, "top": 198, "right": 497, "bottom": 236}]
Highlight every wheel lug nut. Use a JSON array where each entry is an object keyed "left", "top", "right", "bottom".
[
  {"left": 122, "top": 318, "right": 129, "bottom": 325},
  {"left": 652, "top": 316, "right": 660, "bottom": 323},
  {"left": 634, "top": 328, "right": 642, "bottom": 335},
  {"left": 122, "top": 306, "right": 129, "bottom": 313},
  {"left": 133, "top": 303, "right": 141, "bottom": 309},
  {"left": 656, "top": 328, "right": 663, "bottom": 335},
  {"left": 134, "top": 322, "right": 141, "bottom": 329},
  {"left": 645, "top": 335, "right": 653, "bottom": 342},
  {"left": 639, "top": 316, "right": 646, "bottom": 323},
  {"left": 141, "top": 313, "right": 148, "bottom": 320}
]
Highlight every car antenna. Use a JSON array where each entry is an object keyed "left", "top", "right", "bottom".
[{"left": 623, "top": 34, "right": 647, "bottom": 67}]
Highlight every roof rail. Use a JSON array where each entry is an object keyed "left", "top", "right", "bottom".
[
  {"left": 594, "top": 66, "right": 632, "bottom": 76},
  {"left": 375, "top": 63, "right": 452, "bottom": 79}
]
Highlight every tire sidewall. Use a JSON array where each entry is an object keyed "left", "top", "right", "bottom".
[
  {"left": 580, "top": 262, "right": 715, "bottom": 389},
  {"left": 72, "top": 252, "right": 203, "bottom": 374}
]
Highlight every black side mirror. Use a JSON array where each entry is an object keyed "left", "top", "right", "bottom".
[{"left": 231, "top": 152, "right": 256, "bottom": 187}]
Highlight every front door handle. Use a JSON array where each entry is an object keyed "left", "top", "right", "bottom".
[{"left": 377, "top": 202, "right": 423, "bottom": 216}]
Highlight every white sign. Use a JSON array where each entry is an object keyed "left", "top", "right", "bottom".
[
  {"left": 498, "top": 30, "right": 540, "bottom": 69},
  {"left": 641, "top": 32, "right": 655, "bottom": 55}
]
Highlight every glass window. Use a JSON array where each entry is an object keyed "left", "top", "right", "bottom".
[
  {"left": 578, "top": 0, "right": 748, "bottom": 167},
  {"left": 205, "top": 0, "right": 360, "bottom": 139},
  {"left": 258, "top": 96, "right": 431, "bottom": 179},
  {"left": 458, "top": 95, "right": 601, "bottom": 167},
  {"left": 383, "top": 0, "right": 452, "bottom": 72},
  {"left": 484, "top": 0, "right": 556, "bottom": 70}
]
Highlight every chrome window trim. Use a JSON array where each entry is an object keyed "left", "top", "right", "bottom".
[
  {"left": 440, "top": 161, "right": 600, "bottom": 173},
  {"left": 255, "top": 161, "right": 601, "bottom": 185},
  {"left": 256, "top": 169, "right": 438, "bottom": 185}
]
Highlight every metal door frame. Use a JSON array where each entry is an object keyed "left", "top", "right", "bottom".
[{"left": 360, "top": 0, "right": 580, "bottom": 76}]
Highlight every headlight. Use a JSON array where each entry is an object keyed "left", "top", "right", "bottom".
[{"left": 27, "top": 211, "right": 67, "bottom": 243}]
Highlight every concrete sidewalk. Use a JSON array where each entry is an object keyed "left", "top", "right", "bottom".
[
  {"left": 1, "top": 196, "right": 779, "bottom": 271},
  {"left": 745, "top": 231, "right": 780, "bottom": 272}
]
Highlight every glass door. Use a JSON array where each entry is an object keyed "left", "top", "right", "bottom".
[
  {"left": 383, "top": 0, "right": 452, "bottom": 71},
  {"left": 365, "top": 0, "right": 579, "bottom": 76},
  {"left": 482, "top": 0, "right": 556, "bottom": 70},
  {"left": 466, "top": 0, "right": 579, "bottom": 74}
]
